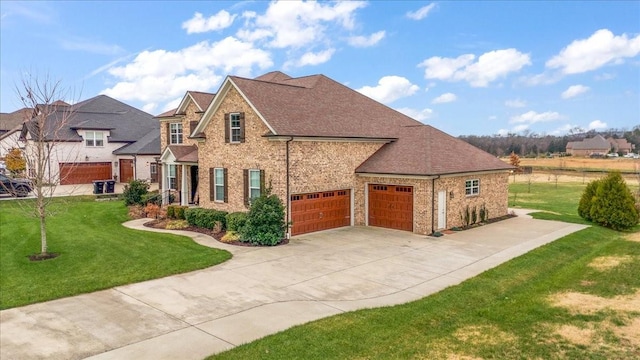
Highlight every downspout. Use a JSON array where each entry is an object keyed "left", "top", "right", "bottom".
[
  {"left": 285, "top": 137, "right": 293, "bottom": 239},
  {"left": 431, "top": 175, "right": 441, "bottom": 235},
  {"left": 132, "top": 155, "right": 137, "bottom": 180}
]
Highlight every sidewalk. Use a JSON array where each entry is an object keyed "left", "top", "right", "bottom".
[{"left": 0, "top": 182, "right": 159, "bottom": 200}]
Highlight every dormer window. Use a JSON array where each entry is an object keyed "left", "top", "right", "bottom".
[
  {"left": 170, "top": 123, "right": 183, "bottom": 144},
  {"left": 224, "top": 112, "right": 245, "bottom": 143},
  {"left": 86, "top": 131, "right": 104, "bottom": 147}
]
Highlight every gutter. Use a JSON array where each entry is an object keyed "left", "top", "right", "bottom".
[
  {"left": 285, "top": 137, "right": 293, "bottom": 239},
  {"left": 431, "top": 175, "right": 441, "bottom": 235}
]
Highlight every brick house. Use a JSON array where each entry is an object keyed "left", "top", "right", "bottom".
[
  {"left": 566, "top": 134, "right": 635, "bottom": 156},
  {"left": 160, "top": 72, "right": 513, "bottom": 236}
]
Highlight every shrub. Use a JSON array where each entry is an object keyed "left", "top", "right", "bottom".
[
  {"left": 578, "top": 171, "right": 639, "bottom": 230},
  {"left": 240, "top": 193, "right": 285, "bottom": 246},
  {"left": 166, "top": 205, "right": 176, "bottom": 219},
  {"left": 175, "top": 206, "right": 187, "bottom": 220},
  {"left": 479, "top": 203, "right": 488, "bottom": 223},
  {"left": 185, "top": 208, "right": 228, "bottom": 230},
  {"left": 165, "top": 220, "right": 189, "bottom": 230},
  {"left": 226, "top": 212, "right": 248, "bottom": 232},
  {"left": 471, "top": 206, "right": 478, "bottom": 224},
  {"left": 220, "top": 231, "right": 240, "bottom": 243},
  {"left": 144, "top": 203, "right": 160, "bottom": 219},
  {"left": 122, "top": 180, "right": 149, "bottom": 206}
]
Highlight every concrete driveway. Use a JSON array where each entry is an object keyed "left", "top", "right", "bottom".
[{"left": 0, "top": 212, "right": 587, "bottom": 360}]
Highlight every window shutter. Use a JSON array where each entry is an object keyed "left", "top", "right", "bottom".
[
  {"left": 209, "top": 168, "right": 215, "bottom": 201},
  {"left": 259, "top": 169, "right": 265, "bottom": 194},
  {"left": 165, "top": 123, "right": 170, "bottom": 145},
  {"left": 189, "top": 121, "right": 198, "bottom": 135},
  {"left": 224, "top": 113, "right": 230, "bottom": 143},
  {"left": 223, "top": 168, "right": 228, "bottom": 203},
  {"left": 243, "top": 169, "right": 249, "bottom": 206},
  {"left": 239, "top": 112, "right": 245, "bottom": 143}
]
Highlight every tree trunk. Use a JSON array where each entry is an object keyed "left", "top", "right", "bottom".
[{"left": 38, "top": 195, "right": 47, "bottom": 255}]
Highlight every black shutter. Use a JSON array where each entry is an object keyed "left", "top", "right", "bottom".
[
  {"left": 243, "top": 169, "right": 249, "bottom": 206},
  {"left": 223, "top": 168, "right": 228, "bottom": 203},
  {"left": 224, "top": 113, "right": 230, "bottom": 143},
  {"left": 209, "top": 168, "right": 215, "bottom": 201},
  {"left": 239, "top": 112, "right": 245, "bottom": 143},
  {"left": 259, "top": 169, "right": 265, "bottom": 195}
]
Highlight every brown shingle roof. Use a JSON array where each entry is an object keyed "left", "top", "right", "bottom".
[
  {"left": 156, "top": 108, "right": 177, "bottom": 118},
  {"left": 356, "top": 125, "right": 513, "bottom": 176},
  {"left": 0, "top": 108, "right": 32, "bottom": 131},
  {"left": 167, "top": 145, "right": 198, "bottom": 163},
  {"left": 187, "top": 91, "right": 215, "bottom": 111},
  {"left": 570, "top": 135, "right": 610, "bottom": 151},
  {"left": 230, "top": 74, "right": 419, "bottom": 138}
]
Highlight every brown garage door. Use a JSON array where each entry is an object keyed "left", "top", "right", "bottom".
[
  {"left": 59, "top": 162, "right": 112, "bottom": 185},
  {"left": 291, "top": 190, "right": 350, "bottom": 236},
  {"left": 368, "top": 184, "right": 413, "bottom": 231}
]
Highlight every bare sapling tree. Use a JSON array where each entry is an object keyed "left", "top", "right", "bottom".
[{"left": 15, "top": 73, "right": 77, "bottom": 259}]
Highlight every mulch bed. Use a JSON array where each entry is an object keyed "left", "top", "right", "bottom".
[
  {"left": 142, "top": 218, "right": 288, "bottom": 247},
  {"left": 28, "top": 253, "right": 60, "bottom": 261},
  {"left": 453, "top": 213, "right": 518, "bottom": 231}
]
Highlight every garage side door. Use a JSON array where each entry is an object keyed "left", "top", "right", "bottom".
[
  {"left": 291, "top": 190, "right": 350, "bottom": 236},
  {"left": 368, "top": 184, "right": 413, "bottom": 231},
  {"left": 59, "top": 162, "right": 112, "bottom": 185}
]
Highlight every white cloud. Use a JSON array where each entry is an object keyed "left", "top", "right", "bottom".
[
  {"left": 347, "top": 31, "right": 385, "bottom": 47},
  {"left": 419, "top": 48, "right": 531, "bottom": 87},
  {"left": 505, "top": 99, "right": 526, "bottom": 108},
  {"left": 406, "top": 3, "right": 436, "bottom": 20},
  {"left": 142, "top": 103, "right": 157, "bottom": 113},
  {"left": 595, "top": 72, "right": 616, "bottom": 81},
  {"left": 238, "top": 0, "right": 367, "bottom": 48},
  {"left": 357, "top": 76, "right": 419, "bottom": 104},
  {"left": 284, "top": 48, "right": 335, "bottom": 68},
  {"left": 512, "top": 124, "right": 530, "bottom": 133},
  {"left": 497, "top": 129, "right": 510, "bottom": 136},
  {"left": 510, "top": 110, "right": 563, "bottom": 124},
  {"left": 588, "top": 119, "right": 608, "bottom": 130},
  {"left": 546, "top": 29, "right": 640, "bottom": 74},
  {"left": 519, "top": 72, "right": 563, "bottom": 86},
  {"left": 102, "top": 37, "right": 272, "bottom": 106},
  {"left": 396, "top": 107, "right": 433, "bottom": 121},
  {"left": 182, "top": 10, "right": 236, "bottom": 34},
  {"left": 432, "top": 92, "right": 457, "bottom": 104},
  {"left": 561, "top": 84, "right": 590, "bottom": 99}
]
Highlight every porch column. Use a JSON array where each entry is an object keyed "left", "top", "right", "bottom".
[
  {"left": 181, "top": 165, "right": 188, "bottom": 206},
  {"left": 162, "top": 163, "right": 168, "bottom": 205}
]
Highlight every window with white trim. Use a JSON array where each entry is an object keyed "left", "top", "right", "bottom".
[
  {"left": 249, "top": 169, "right": 261, "bottom": 200},
  {"left": 214, "top": 168, "right": 225, "bottom": 202},
  {"left": 85, "top": 131, "right": 104, "bottom": 147},
  {"left": 465, "top": 179, "right": 480, "bottom": 196},
  {"left": 230, "top": 113, "right": 241, "bottom": 143},
  {"left": 170, "top": 123, "right": 183, "bottom": 144},
  {"left": 168, "top": 165, "right": 177, "bottom": 190}
]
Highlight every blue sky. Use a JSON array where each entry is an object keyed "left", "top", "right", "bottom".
[{"left": 1, "top": 1, "right": 639, "bottom": 136}]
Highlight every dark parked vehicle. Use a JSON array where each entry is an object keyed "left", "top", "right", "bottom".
[{"left": 0, "top": 173, "right": 33, "bottom": 197}]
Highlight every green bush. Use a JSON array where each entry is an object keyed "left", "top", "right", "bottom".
[
  {"left": 226, "top": 212, "right": 248, "bottom": 232},
  {"left": 166, "top": 205, "right": 176, "bottom": 219},
  {"left": 122, "top": 180, "right": 149, "bottom": 206},
  {"left": 578, "top": 171, "right": 639, "bottom": 230},
  {"left": 185, "top": 208, "right": 228, "bottom": 230},
  {"left": 175, "top": 206, "right": 187, "bottom": 220},
  {"left": 240, "top": 193, "right": 285, "bottom": 246}
]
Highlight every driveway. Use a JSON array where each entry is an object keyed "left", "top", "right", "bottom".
[{"left": 0, "top": 212, "right": 587, "bottom": 360}]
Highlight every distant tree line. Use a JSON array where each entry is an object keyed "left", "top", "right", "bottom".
[{"left": 459, "top": 125, "right": 640, "bottom": 157}]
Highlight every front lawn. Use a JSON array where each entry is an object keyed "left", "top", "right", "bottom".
[
  {"left": 0, "top": 196, "right": 230, "bottom": 309},
  {"left": 210, "top": 183, "right": 640, "bottom": 359}
]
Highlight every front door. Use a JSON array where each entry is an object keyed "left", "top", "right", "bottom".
[
  {"left": 190, "top": 166, "right": 198, "bottom": 204},
  {"left": 437, "top": 190, "right": 447, "bottom": 230},
  {"left": 119, "top": 159, "right": 134, "bottom": 183}
]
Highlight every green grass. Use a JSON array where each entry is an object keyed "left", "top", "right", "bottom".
[
  {"left": 210, "top": 183, "right": 640, "bottom": 360},
  {"left": 0, "top": 196, "right": 231, "bottom": 309}
]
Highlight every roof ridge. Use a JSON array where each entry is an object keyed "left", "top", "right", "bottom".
[{"left": 230, "top": 75, "right": 312, "bottom": 89}]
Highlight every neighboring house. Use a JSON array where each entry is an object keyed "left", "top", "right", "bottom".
[
  {"left": 566, "top": 135, "right": 634, "bottom": 156},
  {"left": 18, "top": 95, "right": 160, "bottom": 185},
  {"left": 160, "top": 72, "right": 513, "bottom": 237},
  {"left": 0, "top": 108, "right": 34, "bottom": 159},
  {"left": 157, "top": 91, "right": 215, "bottom": 205}
]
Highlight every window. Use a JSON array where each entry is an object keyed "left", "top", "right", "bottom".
[
  {"left": 225, "top": 112, "right": 244, "bottom": 143},
  {"left": 170, "top": 123, "right": 183, "bottom": 144},
  {"left": 465, "top": 179, "right": 480, "bottom": 196},
  {"left": 150, "top": 163, "right": 157, "bottom": 175},
  {"left": 249, "top": 169, "right": 261, "bottom": 199},
  {"left": 214, "top": 168, "right": 225, "bottom": 202},
  {"left": 168, "top": 165, "right": 177, "bottom": 190},
  {"left": 230, "top": 113, "right": 241, "bottom": 143},
  {"left": 85, "top": 131, "right": 104, "bottom": 147}
]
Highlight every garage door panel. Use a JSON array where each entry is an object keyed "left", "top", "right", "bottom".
[
  {"left": 368, "top": 184, "right": 413, "bottom": 232},
  {"left": 59, "top": 162, "right": 112, "bottom": 185},
  {"left": 291, "top": 190, "right": 350, "bottom": 236}
]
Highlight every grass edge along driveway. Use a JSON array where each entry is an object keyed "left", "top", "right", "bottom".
[
  {"left": 210, "top": 182, "right": 640, "bottom": 360},
  {"left": 0, "top": 196, "right": 231, "bottom": 310}
]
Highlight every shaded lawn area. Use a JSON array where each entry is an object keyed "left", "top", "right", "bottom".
[
  {"left": 0, "top": 196, "right": 230, "bottom": 310},
  {"left": 210, "top": 183, "right": 640, "bottom": 359}
]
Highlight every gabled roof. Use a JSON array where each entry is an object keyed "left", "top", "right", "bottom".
[
  {"left": 569, "top": 135, "right": 610, "bottom": 150},
  {"left": 162, "top": 145, "right": 198, "bottom": 163},
  {"left": 21, "top": 95, "right": 156, "bottom": 143},
  {"left": 113, "top": 127, "right": 160, "bottom": 156},
  {"left": 0, "top": 108, "right": 33, "bottom": 131},
  {"left": 176, "top": 91, "right": 216, "bottom": 115},
  {"left": 356, "top": 125, "right": 513, "bottom": 176}
]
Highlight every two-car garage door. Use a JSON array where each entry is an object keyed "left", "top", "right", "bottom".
[
  {"left": 59, "top": 162, "right": 112, "bottom": 185},
  {"left": 290, "top": 190, "right": 350, "bottom": 236}
]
